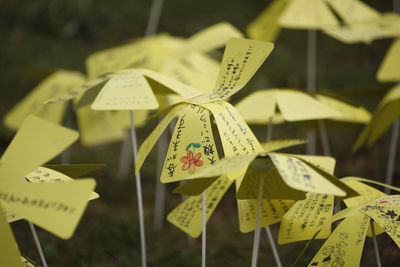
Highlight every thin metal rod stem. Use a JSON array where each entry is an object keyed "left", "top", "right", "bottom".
[
  {"left": 28, "top": 222, "right": 48, "bottom": 267},
  {"left": 251, "top": 175, "right": 265, "bottom": 267},
  {"left": 384, "top": 119, "right": 399, "bottom": 194},
  {"left": 145, "top": 0, "right": 164, "bottom": 36},
  {"left": 264, "top": 226, "right": 282, "bottom": 267},
  {"left": 202, "top": 190, "right": 206, "bottom": 267},
  {"left": 370, "top": 221, "right": 382, "bottom": 267},
  {"left": 129, "top": 111, "right": 147, "bottom": 267},
  {"left": 306, "top": 30, "right": 317, "bottom": 155},
  {"left": 318, "top": 120, "right": 331, "bottom": 156},
  {"left": 118, "top": 132, "right": 132, "bottom": 178}
]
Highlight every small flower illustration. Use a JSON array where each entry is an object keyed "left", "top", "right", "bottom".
[{"left": 180, "top": 149, "right": 204, "bottom": 174}]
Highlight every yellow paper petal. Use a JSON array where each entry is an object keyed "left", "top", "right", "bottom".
[
  {"left": 276, "top": 90, "right": 342, "bottom": 121},
  {"left": 262, "top": 139, "right": 306, "bottom": 153},
  {"left": 238, "top": 197, "right": 295, "bottom": 233},
  {"left": 43, "top": 164, "right": 105, "bottom": 178},
  {"left": 173, "top": 177, "right": 219, "bottom": 196},
  {"left": 292, "top": 154, "right": 336, "bottom": 174},
  {"left": 75, "top": 106, "right": 127, "bottom": 146},
  {"left": 236, "top": 166, "right": 306, "bottom": 200},
  {"left": 246, "top": 0, "right": 290, "bottom": 42},
  {"left": 3, "top": 207, "right": 22, "bottom": 223},
  {"left": 342, "top": 179, "right": 386, "bottom": 208},
  {"left": 189, "top": 38, "right": 274, "bottom": 104},
  {"left": 0, "top": 203, "right": 22, "bottom": 267},
  {"left": 0, "top": 179, "right": 96, "bottom": 239},
  {"left": 235, "top": 90, "right": 277, "bottom": 124},
  {"left": 377, "top": 38, "right": 400, "bottom": 82},
  {"left": 278, "top": 193, "right": 334, "bottom": 244},
  {"left": 307, "top": 210, "right": 369, "bottom": 266},
  {"left": 160, "top": 105, "right": 219, "bottom": 183},
  {"left": 269, "top": 153, "right": 345, "bottom": 196},
  {"left": 167, "top": 176, "right": 233, "bottom": 238},
  {"left": 136, "top": 104, "right": 186, "bottom": 174},
  {"left": 4, "top": 71, "right": 84, "bottom": 131},
  {"left": 0, "top": 115, "right": 78, "bottom": 182},
  {"left": 91, "top": 72, "right": 159, "bottom": 110},
  {"left": 21, "top": 257, "right": 35, "bottom": 267},
  {"left": 326, "top": 0, "right": 380, "bottom": 25},
  {"left": 25, "top": 167, "right": 99, "bottom": 200},
  {"left": 183, "top": 22, "right": 243, "bottom": 54},
  {"left": 316, "top": 94, "right": 371, "bottom": 123},
  {"left": 279, "top": 0, "right": 339, "bottom": 29}
]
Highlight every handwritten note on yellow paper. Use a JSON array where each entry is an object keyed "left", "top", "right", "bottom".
[
  {"left": 269, "top": 153, "right": 346, "bottom": 196},
  {"left": 161, "top": 105, "right": 218, "bottom": 183},
  {"left": 205, "top": 101, "right": 264, "bottom": 156},
  {"left": 246, "top": 0, "right": 290, "bottom": 42},
  {"left": 25, "top": 167, "right": 99, "bottom": 200},
  {"left": 279, "top": 0, "right": 338, "bottom": 29},
  {"left": 91, "top": 72, "right": 159, "bottom": 110},
  {"left": 377, "top": 38, "right": 400, "bottom": 82},
  {"left": 0, "top": 203, "right": 22, "bottom": 267},
  {"left": 167, "top": 175, "right": 232, "bottom": 238},
  {"left": 278, "top": 193, "right": 334, "bottom": 244},
  {"left": 237, "top": 165, "right": 306, "bottom": 200},
  {"left": 189, "top": 38, "right": 274, "bottom": 104},
  {"left": 3, "top": 207, "right": 21, "bottom": 223},
  {"left": 238, "top": 198, "right": 295, "bottom": 233},
  {"left": 4, "top": 71, "right": 84, "bottom": 131},
  {"left": 307, "top": 210, "right": 369, "bottom": 267},
  {"left": 0, "top": 178, "right": 96, "bottom": 239},
  {"left": 136, "top": 104, "right": 186, "bottom": 174},
  {"left": 0, "top": 115, "right": 78, "bottom": 182}
]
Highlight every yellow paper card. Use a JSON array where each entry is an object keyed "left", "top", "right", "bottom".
[
  {"left": 246, "top": 0, "right": 290, "bottom": 42},
  {"left": 307, "top": 210, "right": 369, "bottom": 266},
  {"left": 160, "top": 105, "right": 218, "bottom": 183},
  {"left": 0, "top": 203, "right": 22, "bottom": 267},
  {"left": 316, "top": 94, "right": 371, "bottom": 123},
  {"left": 4, "top": 70, "right": 84, "bottom": 131},
  {"left": 237, "top": 166, "right": 306, "bottom": 200},
  {"left": 0, "top": 116, "right": 78, "bottom": 182},
  {"left": 276, "top": 90, "right": 341, "bottom": 121},
  {"left": 279, "top": 0, "right": 339, "bottom": 29},
  {"left": 21, "top": 257, "right": 35, "bottom": 267},
  {"left": 173, "top": 177, "right": 219, "bottom": 196},
  {"left": 3, "top": 207, "right": 22, "bottom": 223},
  {"left": 235, "top": 90, "right": 277, "bottom": 124},
  {"left": 262, "top": 139, "right": 306, "bottom": 153},
  {"left": 342, "top": 179, "right": 386, "bottom": 208},
  {"left": 167, "top": 175, "right": 233, "bottom": 238},
  {"left": 43, "top": 164, "right": 105, "bottom": 178},
  {"left": 238, "top": 198, "right": 295, "bottom": 233},
  {"left": 138, "top": 68, "right": 203, "bottom": 98},
  {"left": 278, "top": 193, "right": 334, "bottom": 244},
  {"left": 25, "top": 167, "right": 99, "bottom": 200},
  {"left": 75, "top": 106, "right": 126, "bottom": 146},
  {"left": 136, "top": 104, "right": 186, "bottom": 174},
  {"left": 183, "top": 22, "right": 243, "bottom": 54},
  {"left": 269, "top": 153, "right": 345, "bottom": 196},
  {"left": 0, "top": 179, "right": 96, "bottom": 239},
  {"left": 326, "top": 0, "right": 380, "bottom": 25},
  {"left": 292, "top": 154, "right": 336, "bottom": 174},
  {"left": 377, "top": 38, "right": 400, "bottom": 82},
  {"left": 91, "top": 72, "right": 159, "bottom": 110},
  {"left": 189, "top": 38, "right": 274, "bottom": 104}
]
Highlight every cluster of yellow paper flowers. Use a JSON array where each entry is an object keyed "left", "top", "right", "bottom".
[{"left": 1, "top": 0, "right": 400, "bottom": 266}]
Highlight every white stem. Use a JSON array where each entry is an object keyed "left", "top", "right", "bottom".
[
  {"left": 384, "top": 119, "right": 399, "bottom": 194},
  {"left": 306, "top": 30, "right": 317, "bottom": 155},
  {"left": 28, "top": 222, "right": 48, "bottom": 267},
  {"left": 318, "top": 120, "right": 331, "bottom": 156},
  {"left": 264, "top": 226, "right": 282, "bottom": 267},
  {"left": 153, "top": 120, "right": 168, "bottom": 230},
  {"left": 118, "top": 131, "right": 132, "bottom": 178},
  {"left": 251, "top": 175, "right": 264, "bottom": 267},
  {"left": 202, "top": 190, "right": 206, "bottom": 267},
  {"left": 129, "top": 111, "right": 147, "bottom": 267},
  {"left": 145, "top": 0, "right": 164, "bottom": 36},
  {"left": 370, "top": 221, "right": 382, "bottom": 267}
]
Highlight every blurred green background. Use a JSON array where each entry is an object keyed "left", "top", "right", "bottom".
[{"left": 1, "top": 0, "right": 399, "bottom": 266}]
